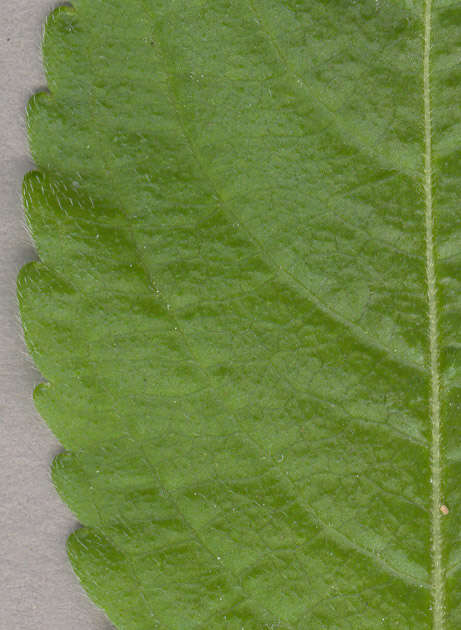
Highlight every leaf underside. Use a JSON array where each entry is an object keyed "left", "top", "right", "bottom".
[{"left": 18, "top": 1, "right": 461, "bottom": 628}]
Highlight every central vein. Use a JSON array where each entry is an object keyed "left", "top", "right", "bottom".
[{"left": 423, "top": 0, "right": 444, "bottom": 627}]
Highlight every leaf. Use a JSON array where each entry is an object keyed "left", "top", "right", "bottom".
[{"left": 17, "top": 0, "right": 461, "bottom": 627}]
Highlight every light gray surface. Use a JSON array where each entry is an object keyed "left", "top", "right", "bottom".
[{"left": 0, "top": 3, "right": 112, "bottom": 628}]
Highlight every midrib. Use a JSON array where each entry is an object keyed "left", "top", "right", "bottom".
[{"left": 423, "top": 0, "right": 444, "bottom": 627}]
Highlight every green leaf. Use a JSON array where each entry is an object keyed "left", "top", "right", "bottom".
[{"left": 18, "top": 0, "right": 461, "bottom": 627}]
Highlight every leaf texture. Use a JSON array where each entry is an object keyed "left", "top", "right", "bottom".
[{"left": 18, "top": 0, "right": 461, "bottom": 627}]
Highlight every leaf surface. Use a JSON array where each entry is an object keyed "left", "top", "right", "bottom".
[{"left": 18, "top": 0, "right": 461, "bottom": 627}]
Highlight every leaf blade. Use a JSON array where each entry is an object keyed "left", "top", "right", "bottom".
[{"left": 20, "top": 0, "right": 461, "bottom": 627}]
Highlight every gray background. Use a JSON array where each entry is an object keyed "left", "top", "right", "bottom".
[{"left": 1, "top": 2, "right": 112, "bottom": 628}]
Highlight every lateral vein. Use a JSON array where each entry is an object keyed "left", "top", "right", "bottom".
[{"left": 423, "top": 1, "right": 444, "bottom": 627}]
